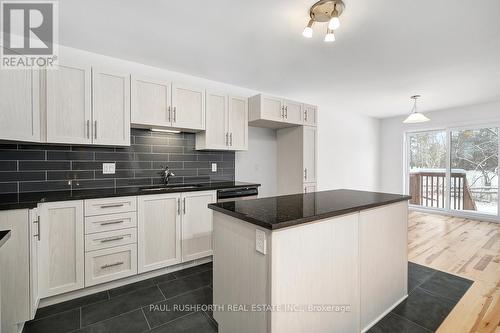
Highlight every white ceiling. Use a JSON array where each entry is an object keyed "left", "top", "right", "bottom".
[{"left": 59, "top": 0, "right": 500, "bottom": 118}]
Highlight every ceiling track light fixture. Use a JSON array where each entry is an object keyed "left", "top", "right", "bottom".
[
  {"left": 302, "top": 0, "right": 345, "bottom": 42},
  {"left": 403, "top": 95, "right": 430, "bottom": 124}
]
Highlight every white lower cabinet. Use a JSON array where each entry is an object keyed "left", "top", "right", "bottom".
[
  {"left": 38, "top": 201, "right": 85, "bottom": 298},
  {"left": 181, "top": 191, "right": 217, "bottom": 261},
  {"left": 0, "top": 209, "right": 31, "bottom": 333},
  {"left": 29, "top": 208, "right": 40, "bottom": 319},
  {"left": 138, "top": 193, "right": 182, "bottom": 273},
  {"left": 85, "top": 244, "right": 137, "bottom": 287}
]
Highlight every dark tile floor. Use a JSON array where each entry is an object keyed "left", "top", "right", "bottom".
[
  {"left": 23, "top": 261, "right": 472, "bottom": 333},
  {"left": 368, "top": 262, "right": 473, "bottom": 332}
]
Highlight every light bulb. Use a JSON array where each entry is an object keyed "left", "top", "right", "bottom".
[
  {"left": 324, "top": 29, "right": 335, "bottom": 42},
  {"left": 302, "top": 26, "right": 313, "bottom": 38},
  {"left": 302, "top": 19, "right": 314, "bottom": 38},
  {"left": 328, "top": 16, "right": 340, "bottom": 30}
]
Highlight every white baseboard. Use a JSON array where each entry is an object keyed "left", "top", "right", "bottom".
[
  {"left": 361, "top": 294, "right": 408, "bottom": 333},
  {"left": 39, "top": 256, "right": 212, "bottom": 308}
]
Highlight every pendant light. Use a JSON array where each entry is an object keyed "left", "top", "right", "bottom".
[{"left": 403, "top": 95, "right": 430, "bottom": 124}]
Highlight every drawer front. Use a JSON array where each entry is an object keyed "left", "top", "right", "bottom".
[
  {"left": 85, "top": 228, "right": 137, "bottom": 252},
  {"left": 85, "top": 212, "right": 137, "bottom": 234},
  {"left": 85, "top": 196, "right": 137, "bottom": 216},
  {"left": 85, "top": 244, "right": 137, "bottom": 287}
]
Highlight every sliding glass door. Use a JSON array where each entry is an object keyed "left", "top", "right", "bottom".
[
  {"left": 408, "top": 130, "right": 447, "bottom": 209},
  {"left": 407, "top": 125, "right": 499, "bottom": 219},
  {"left": 450, "top": 127, "right": 498, "bottom": 215}
]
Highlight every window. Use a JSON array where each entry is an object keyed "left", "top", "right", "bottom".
[{"left": 406, "top": 125, "right": 499, "bottom": 218}]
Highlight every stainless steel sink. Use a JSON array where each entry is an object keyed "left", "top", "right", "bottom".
[{"left": 140, "top": 185, "right": 201, "bottom": 192}]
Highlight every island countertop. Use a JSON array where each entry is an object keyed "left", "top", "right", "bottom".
[{"left": 208, "top": 189, "right": 411, "bottom": 230}]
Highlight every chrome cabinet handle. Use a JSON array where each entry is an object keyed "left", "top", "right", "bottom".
[
  {"left": 285, "top": 106, "right": 288, "bottom": 119},
  {"left": 304, "top": 110, "right": 308, "bottom": 122},
  {"left": 86, "top": 120, "right": 90, "bottom": 139},
  {"left": 34, "top": 215, "right": 41, "bottom": 241},
  {"left": 101, "top": 261, "right": 124, "bottom": 269},
  {"left": 100, "top": 220, "right": 124, "bottom": 226},
  {"left": 304, "top": 187, "right": 307, "bottom": 194},
  {"left": 183, "top": 197, "right": 186, "bottom": 214},
  {"left": 100, "top": 203, "right": 124, "bottom": 209},
  {"left": 177, "top": 198, "right": 181, "bottom": 215},
  {"left": 100, "top": 236, "right": 124, "bottom": 243},
  {"left": 304, "top": 168, "right": 307, "bottom": 180},
  {"left": 94, "top": 120, "right": 97, "bottom": 139},
  {"left": 230, "top": 133, "right": 233, "bottom": 146},
  {"left": 225, "top": 132, "right": 229, "bottom": 146},
  {"left": 173, "top": 106, "right": 177, "bottom": 123},
  {"left": 168, "top": 106, "right": 171, "bottom": 122},
  {"left": 281, "top": 106, "right": 284, "bottom": 118}
]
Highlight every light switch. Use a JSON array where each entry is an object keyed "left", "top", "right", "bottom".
[
  {"left": 102, "top": 163, "right": 116, "bottom": 175},
  {"left": 211, "top": 163, "right": 217, "bottom": 172},
  {"left": 256, "top": 229, "right": 267, "bottom": 255}
]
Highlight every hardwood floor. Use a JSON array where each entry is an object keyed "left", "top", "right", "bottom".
[{"left": 408, "top": 211, "right": 500, "bottom": 333}]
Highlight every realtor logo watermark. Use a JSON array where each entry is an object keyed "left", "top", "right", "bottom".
[{"left": 1, "top": 1, "right": 58, "bottom": 68}]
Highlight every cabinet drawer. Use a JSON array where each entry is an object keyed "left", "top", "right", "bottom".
[
  {"left": 85, "top": 228, "right": 137, "bottom": 252},
  {"left": 85, "top": 244, "right": 137, "bottom": 287},
  {"left": 85, "top": 212, "right": 137, "bottom": 234},
  {"left": 85, "top": 196, "right": 137, "bottom": 216}
]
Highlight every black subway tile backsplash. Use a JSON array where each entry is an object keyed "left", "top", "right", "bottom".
[{"left": 0, "top": 129, "right": 235, "bottom": 196}]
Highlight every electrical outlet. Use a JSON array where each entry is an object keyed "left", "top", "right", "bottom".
[
  {"left": 211, "top": 163, "right": 217, "bottom": 172},
  {"left": 255, "top": 229, "right": 267, "bottom": 255},
  {"left": 102, "top": 163, "right": 116, "bottom": 175}
]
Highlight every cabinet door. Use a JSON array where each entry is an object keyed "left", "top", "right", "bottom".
[
  {"left": 181, "top": 191, "right": 216, "bottom": 262},
  {"left": 303, "top": 126, "right": 317, "bottom": 183},
  {"left": 0, "top": 209, "right": 30, "bottom": 332},
  {"left": 205, "top": 91, "right": 228, "bottom": 149},
  {"left": 39, "top": 201, "right": 85, "bottom": 298},
  {"left": 131, "top": 75, "right": 172, "bottom": 127},
  {"left": 138, "top": 193, "right": 181, "bottom": 273},
  {"left": 303, "top": 104, "right": 317, "bottom": 126},
  {"left": 171, "top": 83, "right": 205, "bottom": 130},
  {"left": 304, "top": 183, "right": 317, "bottom": 194},
  {"left": 283, "top": 99, "right": 303, "bottom": 125},
  {"left": 228, "top": 95, "right": 248, "bottom": 150},
  {"left": 46, "top": 61, "right": 92, "bottom": 144},
  {"left": 261, "top": 95, "right": 283, "bottom": 121},
  {"left": 92, "top": 67, "right": 131, "bottom": 146},
  {"left": 0, "top": 69, "right": 40, "bottom": 142},
  {"left": 29, "top": 208, "right": 40, "bottom": 319}
]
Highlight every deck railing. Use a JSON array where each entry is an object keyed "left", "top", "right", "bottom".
[{"left": 409, "top": 171, "right": 476, "bottom": 210}]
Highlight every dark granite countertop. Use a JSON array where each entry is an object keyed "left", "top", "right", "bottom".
[
  {"left": 208, "top": 189, "right": 411, "bottom": 230},
  {"left": 0, "top": 181, "right": 260, "bottom": 211},
  {"left": 0, "top": 230, "right": 11, "bottom": 249}
]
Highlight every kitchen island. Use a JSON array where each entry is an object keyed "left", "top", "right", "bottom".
[{"left": 208, "top": 189, "right": 411, "bottom": 333}]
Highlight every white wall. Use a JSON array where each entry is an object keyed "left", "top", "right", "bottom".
[
  {"left": 380, "top": 100, "right": 500, "bottom": 194},
  {"left": 235, "top": 127, "right": 277, "bottom": 197},
  {"left": 316, "top": 109, "right": 381, "bottom": 192}
]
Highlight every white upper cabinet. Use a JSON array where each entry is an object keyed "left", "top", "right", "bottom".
[
  {"left": 283, "top": 99, "right": 303, "bottom": 125},
  {"left": 46, "top": 61, "right": 92, "bottom": 144},
  {"left": 171, "top": 83, "right": 205, "bottom": 130},
  {"left": 303, "top": 125, "right": 317, "bottom": 183},
  {"left": 0, "top": 69, "right": 40, "bottom": 142},
  {"left": 249, "top": 94, "right": 317, "bottom": 129},
  {"left": 260, "top": 95, "right": 283, "bottom": 122},
  {"left": 92, "top": 67, "right": 131, "bottom": 146},
  {"left": 228, "top": 95, "right": 248, "bottom": 150},
  {"left": 131, "top": 75, "right": 172, "bottom": 127},
  {"left": 198, "top": 91, "right": 228, "bottom": 150},
  {"left": 303, "top": 104, "right": 317, "bottom": 126},
  {"left": 196, "top": 92, "right": 247, "bottom": 151}
]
